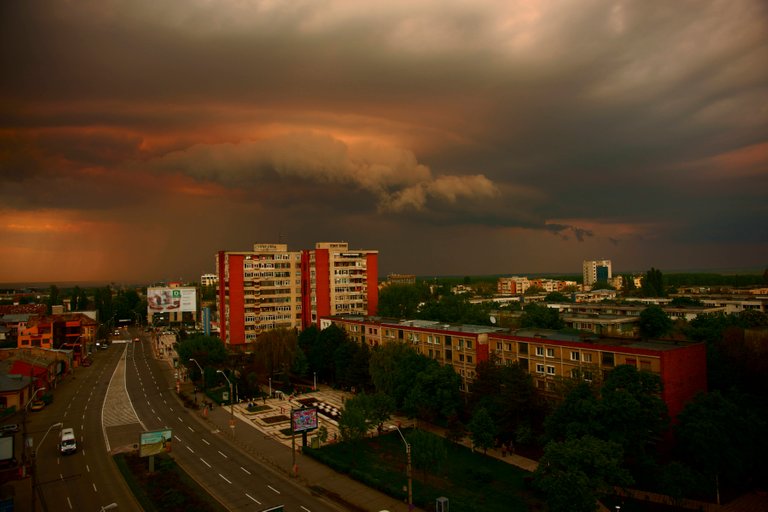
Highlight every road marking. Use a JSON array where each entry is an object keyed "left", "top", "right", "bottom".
[
  {"left": 93, "top": 483, "right": 98, "bottom": 492},
  {"left": 186, "top": 446, "right": 194, "bottom": 453},
  {"left": 177, "top": 416, "right": 183, "bottom": 422},
  {"left": 202, "top": 438, "right": 210, "bottom": 445},
  {"left": 157, "top": 416, "right": 162, "bottom": 422},
  {"left": 301, "top": 506, "right": 311, "bottom": 512},
  {"left": 187, "top": 426, "right": 194, "bottom": 432},
  {"left": 174, "top": 435, "right": 181, "bottom": 441},
  {"left": 219, "top": 473, "right": 232, "bottom": 484},
  {"left": 67, "top": 497, "right": 73, "bottom": 509},
  {"left": 151, "top": 409, "right": 156, "bottom": 414},
  {"left": 169, "top": 407, "right": 174, "bottom": 412},
  {"left": 86, "top": 465, "right": 90, "bottom": 472},
  {"left": 267, "top": 485, "right": 281, "bottom": 494},
  {"left": 245, "top": 493, "right": 261, "bottom": 504},
  {"left": 200, "top": 458, "right": 211, "bottom": 468},
  {"left": 240, "top": 467, "right": 251, "bottom": 475},
  {"left": 218, "top": 450, "right": 228, "bottom": 458}
]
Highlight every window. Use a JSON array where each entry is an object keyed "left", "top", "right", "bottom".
[
  {"left": 546, "top": 348, "right": 555, "bottom": 358},
  {"left": 571, "top": 368, "right": 580, "bottom": 379},
  {"left": 496, "top": 342, "right": 502, "bottom": 351},
  {"left": 625, "top": 358, "right": 636, "bottom": 366},
  {"left": 536, "top": 364, "right": 545, "bottom": 373},
  {"left": 459, "top": 354, "right": 465, "bottom": 362},
  {"left": 535, "top": 346, "right": 544, "bottom": 356},
  {"left": 546, "top": 366, "right": 556, "bottom": 375},
  {"left": 570, "top": 351, "right": 580, "bottom": 361},
  {"left": 467, "top": 355, "right": 473, "bottom": 363},
  {"left": 466, "top": 340, "right": 472, "bottom": 349},
  {"left": 602, "top": 352, "right": 615, "bottom": 366},
  {"left": 507, "top": 342, "right": 515, "bottom": 352},
  {"left": 583, "top": 353, "right": 593, "bottom": 363},
  {"left": 640, "top": 360, "right": 651, "bottom": 371}
]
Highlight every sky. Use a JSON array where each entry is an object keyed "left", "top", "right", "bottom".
[{"left": 1, "top": 0, "right": 767, "bottom": 284}]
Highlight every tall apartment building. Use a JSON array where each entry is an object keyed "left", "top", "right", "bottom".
[
  {"left": 216, "top": 244, "right": 303, "bottom": 348},
  {"left": 301, "top": 242, "right": 379, "bottom": 329},
  {"left": 200, "top": 273, "right": 218, "bottom": 287},
  {"left": 583, "top": 259, "right": 612, "bottom": 287}
]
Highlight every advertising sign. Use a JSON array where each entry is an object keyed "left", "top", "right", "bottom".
[
  {"left": 139, "top": 429, "right": 172, "bottom": 457},
  {"left": 0, "top": 436, "right": 13, "bottom": 462},
  {"left": 147, "top": 287, "right": 197, "bottom": 313},
  {"left": 291, "top": 407, "right": 318, "bottom": 433}
]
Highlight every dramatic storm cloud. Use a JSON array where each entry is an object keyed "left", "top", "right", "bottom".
[{"left": 0, "top": 0, "right": 766, "bottom": 283}]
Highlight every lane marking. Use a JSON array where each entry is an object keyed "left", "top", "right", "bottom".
[
  {"left": 219, "top": 473, "right": 232, "bottom": 484},
  {"left": 93, "top": 483, "right": 98, "bottom": 492},
  {"left": 245, "top": 494, "right": 261, "bottom": 504},
  {"left": 67, "top": 497, "right": 73, "bottom": 509},
  {"left": 240, "top": 467, "right": 251, "bottom": 475},
  {"left": 187, "top": 426, "right": 194, "bottom": 432},
  {"left": 267, "top": 485, "right": 281, "bottom": 494},
  {"left": 301, "top": 506, "right": 311, "bottom": 512},
  {"left": 186, "top": 446, "right": 194, "bottom": 453},
  {"left": 218, "top": 450, "right": 228, "bottom": 459},
  {"left": 201, "top": 439, "right": 210, "bottom": 445},
  {"left": 200, "top": 458, "right": 211, "bottom": 468}
]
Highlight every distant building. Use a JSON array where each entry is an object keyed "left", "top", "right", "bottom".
[
  {"left": 386, "top": 274, "right": 416, "bottom": 286},
  {"left": 497, "top": 276, "right": 530, "bottom": 295},
  {"left": 200, "top": 273, "right": 218, "bottom": 287},
  {"left": 583, "top": 259, "right": 612, "bottom": 287}
]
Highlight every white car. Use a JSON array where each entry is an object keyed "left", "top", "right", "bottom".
[{"left": 59, "top": 428, "right": 77, "bottom": 455}]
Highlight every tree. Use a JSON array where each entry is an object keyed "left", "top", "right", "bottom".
[
  {"left": 638, "top": 305, "right": 672, "bottom": 339},
  {"left": 47, "top": 285, "right": 61, "bottom": 314},
  {"left": 377, "top": 284, "right": 426, "bottom": 318},
  {"left": 370, "top": 343, "right": 429, "bottom": 409},
  {"left": 591, "top": 280, "right": 614, "bottom": 290},
  {"left": 407, "top": 429, "right": 448, "bottom": 482},
  {"left": 255, "top": 328, "right": 298, "bottom": 379},
  {"left": 468, "top": 407, "right": 496, "bottom": 454},
  {"left": 642, "top": 267, "right": 665, "bottom": 297},
  {"left": 177, "top": 335, "right": 228, "bottom": 387},
  {"left": 544, "top": 291, "right": 570, "bottom": 303},
  {"left": 403, "top": 362, "right": 462, "bottom": 423},
  {"left": 338, "top": 395, "right": 370, "bottom": 443},
  {"left": 520, "top": 303, "right": 564, "bottom": 330},
  {"left": 535, "top": 436, "right": 633, "bottom": 512},
  {"left": 524, "top": 285, "right": 545, "bottom": 295}
]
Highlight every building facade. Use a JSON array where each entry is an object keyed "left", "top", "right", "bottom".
[
  {"left": 301, "top": 242, "right": 378, "bottom": 329},
  {"left": 324, "top": 315, "right": 706, "bottom": 419},
  {"left": 583, "top": 259, "right": 613, "bottom": 288},
  {"left": 216, "top": 244, "right": 303, "bottom": 349}
]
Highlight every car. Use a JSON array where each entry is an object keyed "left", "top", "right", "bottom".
[
  {"left": 59, "top": 427, "right": 77, "bottom": 455},
  {"left": 30, "top": 400, "right": 45, "bottom": 411},
  {"left": 0, "top": 424, "right": 19, "bottom": 434}
]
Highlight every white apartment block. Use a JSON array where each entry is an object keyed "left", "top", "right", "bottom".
[{"left": 583, "top": 259, "right": 613, "bottom": 287}]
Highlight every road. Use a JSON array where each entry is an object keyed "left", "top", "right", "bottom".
[
  {"left": 31, "top": 343, "right": 139, "bottom": 512},
  {"left": 125, "top": 333, "right": 339, "bottom": 512}
]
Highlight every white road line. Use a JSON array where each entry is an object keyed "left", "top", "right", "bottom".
[
  {"left": 67, "top": 497, "right": 73, "bottom": 509},
  {"left": 157, "top": 416, "right": 162, "bottom": 422},
  {"left": 218, "top": 450, "right": 228, "bottom": 459},
  {"left": 267, "top": 485, "right": 281, "bottom": 494},
  {"left": 200, "top": 458, "right": 211, "bottom": 468},
  {"left": 174, "top": 435, "right": 181, "bottom": 441},
  {"left": 177, "top": 416, "right": 183, "bottom": 422},
  {"left": 245, "top": 494, "right": 261, "bottom": 504},
  {"left": 86, "top": 465, "right": 90, "bottom": 472},
  {"left": 187, "top": 426, "right": 194, "bottom": 432},
  {"left": 301, "top": 506, "right": 311, "bottom": 512},
  {"left": 202, "top": 439, "right": 210, "bottom": 445},
  {"left": 186, "top": 446, "right": 194, "bottom": 453},
  {"left": 240, "top": 467, "right": 251, "bottom": 475},
  {"left": 93, "top": 483, "right": 98, "bottom": 492},
  {"left": 219, "top": 473, "right": 232, "bottom": 484}
]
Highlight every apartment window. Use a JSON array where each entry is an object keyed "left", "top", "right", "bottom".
[
  {"left": 583, "top": 370, "right": 593, "bottom": 382},
  {"left": 459, "top": 354, "right": 465, "bottom": 362},
  {"left": 571, "top": 368, "right": 580, "bottom": 379},
  {"left": 640, "top": 360, "right": 651, "bottom": 371},
  {"left": 583, "top": 353, "right": 593, "bottom": 363},
  {"left": 546, "top": 366, "right": 556, "bottom": 375},
  {"left": 467, "top": 355, "right": 473, "bottom": 363},
  {"left": 536, "top": 364, "right": 545, "bottom": 373},
  {"left": 535, "top": 346, "right": 544, "bottom": 356},
  {"left": 625, "top": 358, "right": 636, "bottom": 366},
  {"left": 570, "top": 351, "right": 580, "bottom": 361},
  {"left": 466, "top": 340, "right": 472, "bottom": 349},
  {"left": 507, "top": 342, "right": 515, "bottom": 352},
  {"left": 445, "top": 349, "right": 452, "bottom": 360},
  {"left": 546, "top": 348, "right": 555, "bottom": 358},
  {"left": 496, "top": 342, "right": 502, "bottom": 351},
  {"left": 602, "top": 352, "right": 615, "bottom": 366}
]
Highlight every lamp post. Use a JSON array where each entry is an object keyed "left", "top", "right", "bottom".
[
  {"left": 189, "top": 358, "right": 204, "bottom": 391},
  {"left": 22, "top": 387, "right": 46, "bottom": 467},
  {"left": 313, "top": 371, "right": 317, "bottom": 391},
  {"left": 31, "top": 421, "right": 63, "bottom": 512},
  {"left": 268, "top": 377, "right": 272, "bottom": 398},
  {"left": 390, "top": 424, "right": 413, "bottom": 510},
  {"left": 217, "top": 370, "right": 234, "bottom": 425}
]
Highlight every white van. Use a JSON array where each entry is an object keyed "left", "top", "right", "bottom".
[{"left": 59, "top": 428, "right": 77, "bottom": 455}]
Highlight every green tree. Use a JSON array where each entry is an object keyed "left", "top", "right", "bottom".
[
  {"left": 338, "top": 395, "right": 370, "bottom": 443},
  {"left": 177, "top": 335, "right": 228, "bottom": 387},
  {"left": 638, "top": 305, "right": 673, "bottom": 339},
  {"left": 47, "top": 284, "right": 61, "bottom": 314},
  {"left": 642, "top": 267, "right": 665, "bottom": 297},
  {"left": 525, "top": 285, "right": 545, "bottom": 295},
  {"left": 468, "top": 407, "right": 496, "bottom": 454},
  {"left": 544, "top": 291, "right": 570, "bottom": 302},
  {"left": 370, "top": 343, "right": 429, "bottom": 409},
  {"left": 407, "top": 429, "right": 448, "bottom": 483},
  {"left": 520, "top": 303, "right": 564, "bottom": 329},
  {"left": 535, "top": 436, "right": 633, "bottom": 512},
  {"left": 255, "top": 328, "right": 298, "bottom": 379},
  {"left": 377, "top": 284, "right": 426, "bottom": 318},
  {"left": 403, "top": 362, "right": 462, "bottom": 423},
  {"left": 591, "top": 280, "right": 614, "bottom": 290}
]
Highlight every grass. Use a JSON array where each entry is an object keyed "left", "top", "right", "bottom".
[
  {"left": 114, "top": 452, "right": 229, "bottom": 512},
  {"left": 304, "top": 430, "right": 545, "bottom": 512}
]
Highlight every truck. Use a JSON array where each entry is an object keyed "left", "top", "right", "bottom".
[{"left": 59, "top": 428, "right": 77, "bottom": 455}]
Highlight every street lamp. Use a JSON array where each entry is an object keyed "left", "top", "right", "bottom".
[
  {"left": 313, "top": 371, "right": 317, "bottom": 391},
  {"left": 217, "top": 370, "right": 234, "bottom": 420},
  {"left": 31, "top": 421, "right": 63, "bottom": 512},
  {"left": 189, "top": 358, "right": 204, "bottom": 391},
  {"left": 22, "top": 387, "right": 46, "bottom": 467},
  {"left": 389, "top": 424, "right": 413, "bottom": 510}
]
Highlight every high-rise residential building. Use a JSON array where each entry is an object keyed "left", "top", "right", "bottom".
[
  {"left": 301, "top": 242, "right": 379, "bottom": 328},
  {"left": 216, "top": 244, "right": 303, "bottom": 348},
  {"left": 583, "top": 259, "right": 612, "bottom": 287}
]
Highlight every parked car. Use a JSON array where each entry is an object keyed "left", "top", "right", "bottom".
[
  {"left": 0, "top": 424, "right": 19, "bottom": 434},
  {"left": 30, "top": 400, "right": 45, "bottom": 411}
]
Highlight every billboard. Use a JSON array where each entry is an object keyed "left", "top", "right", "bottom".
[
  {"left": 139, "top": 429, "right": 172, "bottom": 457},
  {"left": 0, "top": 436, "right": 13, "bottom": 462},
  {"left": 147, "top": 287, "right": 197, "bottom": 313},
  {"left": 291, "top": 407, "right": 318, "bottom": 433}
]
